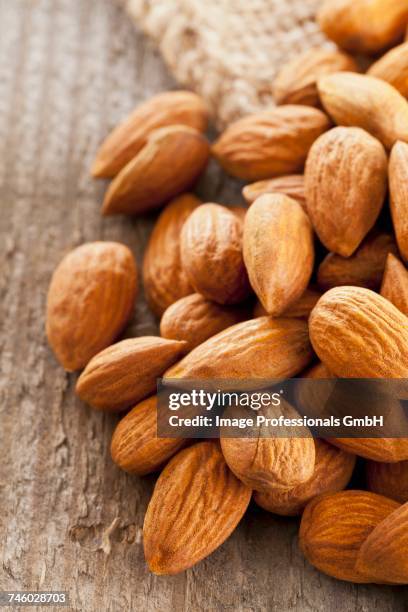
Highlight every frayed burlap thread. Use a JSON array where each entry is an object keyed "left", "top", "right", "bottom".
[{"left": 120, "top": 0, "right": 330, "bottom": 128}]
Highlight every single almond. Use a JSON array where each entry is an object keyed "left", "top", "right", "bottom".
[
  {"left": 160, "top": 293, "right": 249, "bottom": 353},
  {"left": 242, "top": 175, "right": 306, "bottom": 210},
  {"left": 142, "top": 193, "right": 200, "bottom": 316},
  {"left": 212, "top": 106, "right": 330, "bottom": 181},
  {"left": 355, "top": 501, "right": 408, "bottom": 584},
  {"left": 318, "top": 0, "right": 408, "bottom": 54},
  {"left": 368, "top": 42, "right": 408, "bottom": 98},
  {"left": 300, "top": 490, "right": 400, "bottom": 583},
  {"left": 76, "top": 337, "right": 186, "bottom": 412},
  {"left": 165, "top": 317, "right": 313, "bottom": 380},
  {"left": 273, "top": 47, "right": 358, "bottom": 107},
  {"left": 180, "top": 203, "right": 251, "bottom": 304},
  {"left": 46, "top": 242, "right": 137, "bottom": 371},
  {"left": 366, "top": 459, "right": 408, "bottom": 503},
  {"left": 380, "top": 253, "right": 408, "bottom": 316},
  {"left": 220, "top": 401, "right": 316, "bottom": 493},
  {"left": 143, "top": 441, "right": 252, "bottom": 575},
  {"left": 92, "top": 91, "right": 208, "bottom": 178},
  {"left": 243, "top": 194, "right": 314, "bottom": 316},
  {"left": 102, "top": 125, "right": 209, "bottom": 215},
  {"left": 253, "top": 287, "right": 321, "bottom": 320},
  {"left": 305, "top": 126, "right": 387, "bottom": 256},
  {"left": 390, "top": 140, "right": 408, "bottom": 261},
  {"left": 255, "top": 440, "right": 356, "bottom": 516},
  {"left": 318, "top": 72, "right": 408, "bottom": 150},
  {"left": 110, "top": 396, "right": 185, "bottom": 475},
  {"left": 309, "top": 286, "right": 408, "bottom": 377},
  {"left": 317, "top": 232, "right": 397, "bottom": 291}
]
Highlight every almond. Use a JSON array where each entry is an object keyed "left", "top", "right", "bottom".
[
  {"left": 220, "top": 401, "right": 316, "bottom": 493},
  {"left": 305, "top": 127, "right": 387, "bottom": 256},
  {"left": 255, "top": 440, "right": 356, "bottom": 516},
  {"left": 143, "top": 441, "right": 252, "bottom": 575},
  {"left": 318, "top": 72, "right": 408, "bottom": 150},
  {"left": 160, "top": 293, "right": 249, "bottom": 353},
  {"left": 180, "top": 203, "right": 251, "bottom": 304},
  {"left": 76, "top": 337, "right": 186, "bottom": 412},
  {"left": 328, "top": 438, "right": 408, "bottom": 463},
  {"left": 355, "top": 501, "right": 408, "bottom": 584},
  {"left": 380, "top": 253, "right": 408, "bottom": 316},
  {"left": 273, "top": 47, "right": 358, "bottom": 107},
  {"left": 243, "top": 194, "right": 314, "bottom": 316},
  {"left": 102, "top": 126, "right": 209, "bottom": 215},
  {"left": 317, "top": 232, "right": 397, "bottom": 291},
  {"left": 366, "top": 459, "right": 408, "bottom": 503},
  {"left": 110, "top": 396, "right": 185, "bottom": 475},
  {"left": 299, "top": 490, "right": 400, "bottom": 583},
  {"left": 142, "top": 193, "right": 200, "bottom": 316},
  {"left": 46, "top": 242, "right": 137, "bottom": 371},
  {"left": 318, "top": 0, "right": 408, "bottom": 54},
  {"left": 368, "top": 42, "right": 408, "bottom": 98},
  {"left": 242, "top": 175, "right": 306, "bottom": 210},
  {"left": 212, "top": 106, "right": 330, "bottom": 181},
  {"left": 390, "top": 140, "right": 408, "bottom": 261},
  {"left": 165, "top": 317, "right": 313, "bottom": 380},
  {"left": 253, "top": 287, "right": 321, "bottom": 320},
  {"left": 302, "top": 362, "right": 334, "bottom": 379},
  {"left": 91, "top": 91, "right": 208, "bottom": 178},
  {"left": 309, "top": 286, "right": 408, "bottom": 377}
]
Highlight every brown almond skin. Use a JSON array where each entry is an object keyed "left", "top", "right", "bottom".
[
  {"left": 220, "top": 401, "right": 316, "bottom": 493},
  {"left": 212, "top": 106, "right": 330, "bottom": 181},
  {"left": 318, "top": 72, "right": 408, "bottom": 150},
  {"left": 143, "top": 441, "right": 252, "bottom": 575},
  {"left": 355, "top": 501, "right": 408, "bottom": 584},
  {"left": 110, "top": 396, "right": 185, "bottom": 475},
  {"left": 46, "top": 242, "right": 137, "bottom": 372},
  {"left": 102, "top": 125, "right": 209, "bottom": 215},
  {"left": 253, "top": 288, "right": 321, "bottom": 320},
  {"left": 273, "top": 47, "right": 358, "bottom": 107},
  {"left": 318, "top": 0, "right": 408, "bottom": 55},
  {"left": 305, "top": 127, "right": 387, "bottom": 256},
  {"left": 366, "top": 459, "right": 408, "bottom": 503},
  {"left": 92, "top": 91, "right": 208, "bottom": 178},
  {"left": 255, "top": 440, "right": 356, "bottom": 516},
  {"left": 76, "top": 337, "right": 186, "bottom": 412},
  {"left": 317, "top": 232, "right": 397, "bottom": 291},
  {"left": 330, "top": 438, "right": 408, "bottom": 463},
  {"left": 302, "top": 362, "right": 334, "bottom": 379},
  {"left": 243, "top": 194, "right": 314, "bottom": 316},
  {"left": 160, "top": 293, "right": 249, "bottom": 353},
  {"left": 180, "top": 203, "right": 251, "bottom": 304},
  {"left": 242, "top": 175, "right": 306, "bottom": 209},
  {"left": 165, "top": 317, "right": 313, "bottom": 380},
  {"left": 142, "top": 193, "right": 200, "bottom": 317},
  {"left": 309, "top": 286, "right": 408, "bottom": 378},
  {"left": 368, "top": 42, "right": 408, "bottom": 98},
  {"left": 381, "top": 253, "right": 408, "bottom": 316},
  {"left": 390, "top": 141, "right": 408, "bottom": 261},
  {"left": 299, "top": 490, "right": 400, "bottom": 583}
]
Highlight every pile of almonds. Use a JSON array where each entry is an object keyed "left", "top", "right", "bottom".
[{"left": 46, "top": 0, "right": 408, "bottom": 582}]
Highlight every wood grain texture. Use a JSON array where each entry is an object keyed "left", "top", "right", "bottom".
[{"left": 0, "top": 1, "right": 406, "bottom": 610}]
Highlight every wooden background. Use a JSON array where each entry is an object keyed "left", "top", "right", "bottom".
[{"left": 0, "top": 1, "right": 406, "bottom": 610}]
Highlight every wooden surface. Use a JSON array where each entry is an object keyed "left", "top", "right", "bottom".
[{"left": 0, "top": 1, "right": 406, "bottom": 611}]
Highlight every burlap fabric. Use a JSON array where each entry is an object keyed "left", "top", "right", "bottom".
[{"left": 120, "top": 0, "right": 330, "bottom": 128}]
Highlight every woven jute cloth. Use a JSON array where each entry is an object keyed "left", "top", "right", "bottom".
[{"left": 120, "top": 0, "right": 330, "bottom": 128}]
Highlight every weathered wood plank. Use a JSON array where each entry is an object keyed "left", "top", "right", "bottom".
[{"left": 0, "top": 1, "right": 406, "bottom": 610}]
